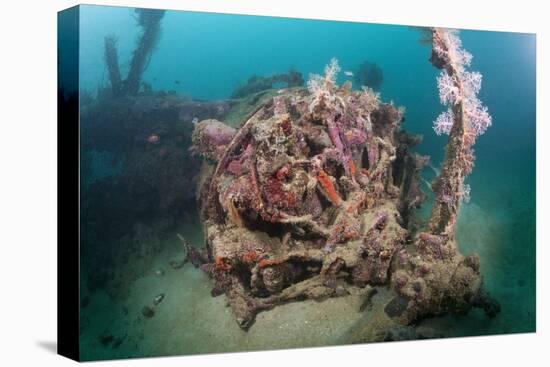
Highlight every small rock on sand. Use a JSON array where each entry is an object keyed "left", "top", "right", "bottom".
[
  {"left": 142, "top": 306, "right": 155, "bottom": 318},
  {"left": 153, "top": 293, "right": 165, "bottom": 305}
]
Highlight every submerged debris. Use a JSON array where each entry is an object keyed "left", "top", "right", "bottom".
[
  {"left": 186, "top": 52, "right": 498, "bottom": 331},
  {"left": 190, "top": 58, "right": 426, "bottom": 330},
  {"left": 387, "top": 28, "right": 498, "bottom": 325},
  {"left": 104, "top": 9, "right": 166, "bottom": 97},
  {"left": 231, "top": 70, "right": 304, "bottom": 99},
  {"left": 178, "top": 234, "right": 209, "bottom": 269}
]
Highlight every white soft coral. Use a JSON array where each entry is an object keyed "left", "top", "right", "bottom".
[
  {"left": 462, "top": 71, "right": 482, "bottom": 98},
  {"left": 307, "top": 58, "right": 344, "bottom": 113},
  {"left": 433, "top": 29, "right": 491, "bottom": 138},
  {"left": 437, "top": 70, "right": 461, "bottom": 105},
  {"left": 433, "top": 108, "right": 455, "bottom": 135},
  {"left": 434, "top": 29, "right": 472, "bottom": 72},
  {"left": 359, "top": 86, "right": 380, "bottom": 114},
  {"left": 464, "top": 96, "right": 492, "bottom": 136}
]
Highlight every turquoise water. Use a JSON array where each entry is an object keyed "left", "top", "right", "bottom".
[
  {"left": 80, "top": 6, "right": 535, "bottom": 159},
  {"left": 77, "top": 5, "right": 536, "bottom": 360}
]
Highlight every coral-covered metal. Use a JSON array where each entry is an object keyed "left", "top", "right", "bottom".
[{"left": 188, "top": 33, "right": 499, "bottom": 330}]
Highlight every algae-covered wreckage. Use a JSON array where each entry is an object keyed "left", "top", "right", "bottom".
[
  {"left": 82, "top": 12, "right": 499, "bottom": 338},
  {"left": 187, "top": 28, "right": 500, "bottom": 330}
]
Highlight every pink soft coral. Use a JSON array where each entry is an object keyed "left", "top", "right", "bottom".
[
  {"left": 433, "top": 108, "right": 455, "bottom": 135},
  {"left": 433, "top": 29, "right": 491, "bottom": 139},
  {"left": 464, "top": 96, "right": 492, "bottom": 136},
  {"left": 433, "top": 29, "right": 472, "bottom": 72},
  {"left": 437, "top": 71, "right": 460, "bottom": 105},
  {"left": 462, "top": 71, "right": 482, "bottom": 97}
]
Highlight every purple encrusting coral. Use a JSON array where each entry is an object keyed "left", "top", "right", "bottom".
[{"left": 191, "top": 119, "right": 237, "bottom": 161}]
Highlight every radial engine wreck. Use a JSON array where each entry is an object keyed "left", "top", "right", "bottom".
[{"left": 187, "top": 29, "right": 500, "bottom": 331}]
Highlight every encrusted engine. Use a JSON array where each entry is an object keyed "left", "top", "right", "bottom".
[{"left": 189, "top": 58, "right": 434, "bottom": 328}]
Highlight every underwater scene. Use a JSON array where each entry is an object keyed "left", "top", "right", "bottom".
[{"left": 75, "top": 5, "right": 536, "bottom": 360}]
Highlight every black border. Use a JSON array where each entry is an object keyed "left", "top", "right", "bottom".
[{"left": 57, "top": 5, "right": 80, "bottom": 361}]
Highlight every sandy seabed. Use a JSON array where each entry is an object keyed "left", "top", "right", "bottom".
[{"left": 79, "top": 166, "right": 535, "bottom": 361}]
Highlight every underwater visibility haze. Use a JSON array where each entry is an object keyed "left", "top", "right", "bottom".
[{"left": 72, "top": 5, "right": 536, "bottom": 360}]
